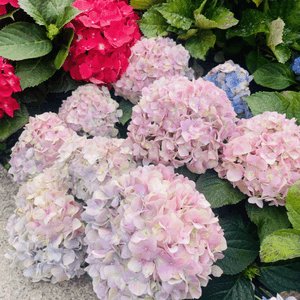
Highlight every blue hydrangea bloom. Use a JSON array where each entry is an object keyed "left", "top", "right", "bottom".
[
  {"left": 204, "top": 60, "right": 253, "bottom": 119},
  {"left": 292, "top": 56, "right": 300, "bottom": 75}
]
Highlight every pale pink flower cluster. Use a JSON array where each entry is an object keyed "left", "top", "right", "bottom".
[
  {"left": 5, "top": 167, "right": 86, "bottom": 283},
  {"left": 8, "top": 112, "right": 76, "bottom": 184},
  {"left": 83, "top": 164, "right": 226, "bottom": 300},
  {"left": 128, "top": 75, "right": 237, "bottom": 174},
  {"left": 56, "top": 134, "right": 137, "bottom": 201},
  {"left": 215, "top": 111, "right": 300, "bottom": 207},
  {"left": 58, "top": 84, "right": 122, "bottom": 137},
  {"left": 113, "top": 36, "right": 194, "bottom": 104}
]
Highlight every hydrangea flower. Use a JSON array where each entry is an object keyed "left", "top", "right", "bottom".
[
  {"left": 83, "top": 164, "right": 227, "bottom": 300},
  {"left": 128, "top": 75, "right": 237, "bottom": 174},
  {"left": 0, "top": 0, "right": 19, "bottom": 15},
  {"left": 56, "top": 134, "right": 137, "bottom": 201},
  {"left": 58, "top": 84, "right": 122, "bottom": 137},
  {"left": 5, "top": 167, "right": 86, "bottom": 283},
  {"left": 262, "top": 295, "right": 297, "bottom": 300},
  {"left": 292, "top": 56, "right": 300, "bottom": 75},
  {"left": 0, "top": 57, "right": 21, "bottom": 118},
  {"left": 113, "top": 36, "right": 194, "bottom": 104},
  {"left": 63, "top": 0, "right": 140, "bottom": 84},
  {"left": 8, "top": 112, "right": 76, "bottom": 184},
  {"left": 215, "top": 111, "right": 300, "bottom": 207},
  {"left": 204, "top": 60, "right": 253, "bottom": 118}
]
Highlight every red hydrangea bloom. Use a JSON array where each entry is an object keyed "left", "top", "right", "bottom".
[
  {"left": 0, "top": 57, "right": 21, "bottom": 118},
  {"left": 0, "top": 0, "right": 19, "bottom": 15},
  {"left": 64, "top": 0, "right": 140, "bottom": 85}
]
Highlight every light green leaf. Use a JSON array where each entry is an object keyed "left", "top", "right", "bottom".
[
  {"left": 246, "top": 202, "right": 291, "bottom": 242},
  {"left": 253, "top": 63, "right": 296, "bottom": 90},
  {"left": 178, "top": 29, "right": 198, "bottom": 40},
  {"left": 156, "top": 0, "right": 194, "bottom": 30},
  {"left": 286, "top": 181, "right": 300, "bottom": 230},
  {"left": 252, "top": 0, "right": 264, "bottom": 7},
  {"left": 55, "top": 5, "right": 81, "bottom": 29},
  {"left": 194, "top": 7, "right": 238, "bottom": 30},
  {"left": 130, "top": 0, "right": 165, "bottom": 10},
  {"left": 273, "top": 43, "right": 291, "bottom": 64},
  {"left": 42, "top": 0, "right": 74, "bottom": 24},
  {"left": 216, "top": 214, "right": 260, "bottom": 275},
  {"left": 138, "top": 7, "right": 170, "bottom": 37},
  {"left": 18, "top": 0, "right": 46, "bottom": 26},
  {"left": 54, "top": 28, "right": 74, "bottom": 69},
  {"left": 201, "top": 274, "right": 254, "bottom": 300},
  {"left": 16, "top": 56, "right": 56, "bottom": 89},
  {"left": 279, "top": 91, "right": 300, "bottom": 124},
  {"left": 196, "top": 169, "right": 246, "bottom": 208},
  {"left": 118, "top": 100, "right": 134, "bottom": 125},
  {"left": 246, "top": 50, "right": 270, "bottom": 74},
  {"left": 0, "top": 22, "right": 52, "bottom": 60},
  {"left": 185, "top": 30, "right": 216, "bottom": 60},
  {"left": 0, "top": 105, "right": 29, "bottom": 142}
]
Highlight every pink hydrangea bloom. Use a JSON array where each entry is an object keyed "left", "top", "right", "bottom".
[
  {"left": 58, "top": 84, "right": 122, "bottom": 137},
  {"left": 5, "top": 167, "right": 86, "bottom": 283},
  {"left": 215, "top": 111, "right": 300, "bottom": 207},
  {"left": 8, "top": 112, "right": 76, "bottom": 184},
  {"left": 128, "top": 75, "right": 237, "bottom": 174},
  {"left": 113, "top": 36, "right": 194, "bottom": 104},
  {"left": 56, "top": 134, "right": 137, "bottom": 201},
  {"left": 83, "top": 164, "right": 227, "bottom": 300}
]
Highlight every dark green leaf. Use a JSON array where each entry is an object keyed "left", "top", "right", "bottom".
[
  {"left": 18, "top": 0, "right": 46, "bottom": 26},
  {"left": 0, "top": 22, "right": 52, "bottom": 60},
  {"left": 185, "top": 29, "right": 216, "bottom": 60},
  {"left": 246, "top": 50, "right": 270, "bottom": 74},
  {"left": 246, "top": 202, "right": 291, "bottom": 242},
  {"left": 42, "top": 0, "right": 74, "bottom": 25},
  {"left": 130, "top": 0, "right": 165, "bottom": 10},
  {"left": 286, "top": 181, "right": 300, "bottom": 230},
  {"left": 16, "top": 56, "right": 56, "bottom": 89},
  {"left": 253, "top": 63, "right": 296, "bottom": 89},
  {"left": 278, "top": 91, "right": 300, "bottom": 123},
  {"left": 0, "top": 104, "right": 29, "bottom": 142},
  {"left": 156, "top": 0, "right": 194, "bottom": 30},
  {"left": 118, "top": 100, "right": 133, "bottom": 125},
  {"left": 196, "top": 169, "right": 246, "bottom": 208},
  {"left": 226, "top": 9, "right": 269, "bottom": 39},
  {"left": 175, "top": 165, "right": 199, "bottom": 182},
  {"left": 201, "top": 274, "right": 254, "bottom": 300},
  {"left": 15, "top": 82, "right": 48, "bottom": 103},
  {"left": 54, "top": 28, "right": 74, "bottom": 69},
  {"left": 216, "top": 214, "right": 259, "bottom": 275},
  {"left": 272, "top": 44, "right": 291, "bottom": 64}
]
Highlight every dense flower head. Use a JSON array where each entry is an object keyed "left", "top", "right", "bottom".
[
  {"left": 8, "top": 112, "right": 76, "bottom": 184},
  {"left": 5, "top": 167, "right": 86, "bottom": 283},
  {"left": 215, "top": 111, "right": 300, "bottom": 207},
  {"left": 262, "top": 295, "right": 297, "bottom": 300},
  {"left": 292, "top": 56, "right": 300, "bottom": 75},
  {"left": 0, "top": 0, "right": 19, "bottom": 15},
  {"left": 58, "top": 84, "right": 122, "bottom": 137},
  {"left": 0, "top": 57, "right": 21, "bottom": 118},
  {"left": 128, "top": 75, "right": 237, "bottom": 174},
  {"left": 83, "top": 164, "right": 226, "bottom": 300},
  {"left": 56, "top": 134, "right": 137, "bottom": 201},
  {"left": 63, "top": 0, "right": 141, "bottom": 84},
  {"left": 204, "top": 60, "right": 253, "bottom": 119},
  {"left": 113, "top": 36, "right": 194, "bottom": 104}
]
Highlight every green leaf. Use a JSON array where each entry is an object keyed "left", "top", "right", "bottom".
[
  {"left": 130, "top": 0, "right": 165, "bottom": 10},
  {"left": 286, "top": 181, "right": 300, "bottom": 230},
  {"left": 54, "top": 28, "right": 74, "bottom": 69},
  {"left": 272, "top": 43, "right": 291, "bottom": 64},
  {"left": 216, "top": 214, "right": 259, "bottom": 275},
  {"left": 175, "top": 165, "right": 199, "bottom": 182},
  {"left": 279, "top": 91, "right": 300, "bottom": 124},
  {"left": 252, "top": 0, "right": 264, "bottom": 7},
  {"left": 0, "top": 22, "right": 52, "bottom": 60},
  {"left": 138, "top": 7, "right": 170, "bottom": 37},
  {"left": 14, "top": 82, "right": 48, "bottom": 103},
  {"left": 0, "top": 104, "right": 29, "bottom": 142},
  {"left": 156, "top": 0, "right": 194, "bottom": 30},
  {"left": 253, "top": 63, "right": 296, "bottom": 90},
  {"left": 246, "top": 50, "right": 270, "bottom": 74},
  {"left": 194, "top": 7, "right": 238, "bottom": 30},
  {"left": 258, "top": 259, "right": 300, "bottom": 293},
  {"left": 55, "top": 5, "right": 81, "bottom": 29},
  {"left": 201, "top": 274, "right": 254, "bottom": 300},
  {"left": 246, "top": 202, "right": 291, "bottom": 242},
  {"left": 16, "top": 56, "right": 56, "bottom": 89},
  {"left": 18, "top": 0, "right": 46, "bottom": 26},
  {"left": 184, "top": 30, "right": 216, "bottom": 60},
  {"left": 196, "top": 169, "right": 246, "bottom": 208},
  {"left": 260, "top": 229, "right": 300, "bottom": 262},
  {"left": 118, "top": 100, "right": 134, "bottom": 125},
  {"left": 42, "top": 0, "right": 74, "bottom": 25},
  {"left": 226, "top": 9, "right": 269, "bottom": 39}
]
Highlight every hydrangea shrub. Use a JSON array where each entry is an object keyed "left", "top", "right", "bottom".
[
  {"left": 215, "top": 111, "right": 300, "bottom": 207},
  {"left": 128, "top": 75, "right": 237, "bottom": 174},
  {"left": 5, "top": 167, "right": 86, "bottom": 283},
  {"left": 113, "top": 36, "right": 194, "bottom": 104},
  {"left": 83, "top": 164, "right": 226, "bottom": 300},
  {"left": 58, "top": 84, "right": 122, "bottom": 137},
  {"left": 8, "top": 112, "right": 76, "bottom": 184},
  {"left": 205, "top": 60, "right": 253, "bottom": 118}
]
